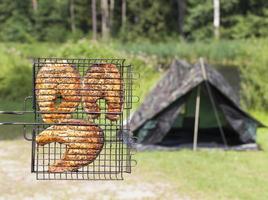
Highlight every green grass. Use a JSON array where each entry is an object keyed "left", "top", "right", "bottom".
[
  {"left": 135, "top": 148, "right": 268, "bottom": 200},
  {"left": 133, "top": 112, "right": 268, "bottom": 200}
]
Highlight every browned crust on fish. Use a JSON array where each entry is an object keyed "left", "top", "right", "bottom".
[
  {"left": 35, "top": 62, "right": 81, "bottom": 123},
  {"left": 36, "top": 119, "right": 104, "bottom": 172},
  {"left": 82, "top": 64, "right": 123, "bottom": 121}
]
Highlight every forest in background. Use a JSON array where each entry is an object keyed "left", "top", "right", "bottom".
[
  {"left": 0, "top": 0, "right": 267, "bottom": 112},
  {"left": 0, "top": 0, "right": 268, "bottom": 42}
]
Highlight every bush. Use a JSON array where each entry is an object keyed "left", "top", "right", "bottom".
[
  {"left": 0, "top": 41, "right": 160, "bottom": 107},
  {"left": 0, "top": 13, "right": 35, "bottom": 43},
  {"left": 0, "top": 39, "right": 267, "bottom": 112},
  {"left": 0, "top": 45, "right": 31, "bottom": 100}
]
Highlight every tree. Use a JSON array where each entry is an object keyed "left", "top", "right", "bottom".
[
  {"left": 32, "top": 0, "right": 38, "bottom": 12},
  {"left": 91, "top": 0, "right": 97, "bottom": 40},
  {"left": 109, "top": 0, "right": 114, "bottom": 32},
  {"left": 121, "top": 0, "right": 126, "bottom": 28},
  {"left": 0, "top": 0, "right": 34, "bottom": 42},
  {"left": 213, "top": 0, "right": 220, "bottom": 39},
  {"left": 73, "top": 0, "right": 91, "bottom": 35},
  {"left": 0, "top": 0, "right": 268, "bottom": 42},
  {"left": 101, "top": 0, "right": 109, "bottom": 39},
  {"left": 125, "top": 0, "right": 175, "bottom": 40},
  {"left": 34, "top": 0, "right": 69, "bottom": 42},
  {"left": 70, "top": 0, "right": 76, "bottom": 33},
  {"left": 177, "top": 0, "right": 187, "bottom": 37}
]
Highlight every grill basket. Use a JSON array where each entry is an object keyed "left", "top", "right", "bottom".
[{"left": 0, "top": 58, "right": 137, "bottom": 180}]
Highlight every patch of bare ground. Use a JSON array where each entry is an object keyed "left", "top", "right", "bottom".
[{"left": 0, "top": 140, "right": 189, "bottom": 200}]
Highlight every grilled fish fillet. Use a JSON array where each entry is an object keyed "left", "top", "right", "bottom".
[
  {"left": 82, "top": 64, "right": 123, "bottom": 121},
  {"left": 36, "top": 62, "right": 81, "bottom": 123},
  {"left": 36, "top": 119, "right": 104, "bottom": 173}
]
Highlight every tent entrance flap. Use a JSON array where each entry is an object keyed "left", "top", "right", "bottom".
[
  {"left": 171, "top": 84, "right": 227, "bottom": 129},
  {"left": 159, "top": 84, "right": 242, "bottom": 147}
]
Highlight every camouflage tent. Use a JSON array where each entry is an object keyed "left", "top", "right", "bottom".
[{"left": 130, "top": 59, "right": 262, "bottom": 147}]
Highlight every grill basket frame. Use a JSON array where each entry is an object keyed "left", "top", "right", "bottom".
[{"left": 30, "top": 58, "right": 135, "bottom": 180}]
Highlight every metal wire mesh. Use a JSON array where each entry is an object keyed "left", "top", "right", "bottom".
[{"left": 31, "top": 58, "right": 135, "bottom": 180}]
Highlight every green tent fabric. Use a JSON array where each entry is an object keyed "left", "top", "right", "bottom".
[{"left": 172, "top": 84, "right": 227, "bottom": 129}]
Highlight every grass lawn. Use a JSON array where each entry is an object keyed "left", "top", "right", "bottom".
[
  {"left": 135, "top": 145, "right": 268, "bottom": 200},
  {"left": 134, "top": 111, "right": 268, "bottom": 200},
  {"left": 0, "top": 100, "right": 268, "bottom": 199}
]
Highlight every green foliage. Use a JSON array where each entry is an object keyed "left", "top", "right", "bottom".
[
  {"left": 0, "top": 41, "right": 160, "bottom": 105},
  {"left": 34, "top": 0, "right": 69, "bottom": 42},
  {"left": 0, "top": 39, "right": 266, "bottom": 111},
  {"left": 56, "top": 39, "right": 119, "bottom": 58},
  {"left": 184, "top": 0, "right": 214, "bottom": 39},
  {"left": 122, "top": 0, "right": 176, "bottom": 41},
  {"left": 73, "top": 0, "right": 92, "bottom": 34},
  {"left": 0, "top": 45, "right": 32, "bottom": 100},
  {"left": 0, "top": 0, "right": 34, "bottom": 42},
  {"left": 0, "top": 0, "right": 267, "bottom": 41},
  {"left": 239, "top": 39, "right": 268, "bottom": 110},
  {"left": 185, "top": 0, "right": 268, "bottom": 40},
  {"left": 221, "top": 0, "right": 268, "bottom": 39}
]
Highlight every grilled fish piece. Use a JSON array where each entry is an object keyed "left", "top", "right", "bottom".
[
  {"left": 82, "top": 64, "right": 123, "bottom": 121},
  {"left": 36, "top": 62, "right": 81, "bottom": 123},
  {"left": 36, "top": 119, "right": 104, "bottom": 173}
]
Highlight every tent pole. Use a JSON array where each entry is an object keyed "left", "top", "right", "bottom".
[
  {"left": 193, "top": 85, "right": 201, "bottom": 151},
  {"left": 199, "top": 58, "right": 228, "bottom": 148}
]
